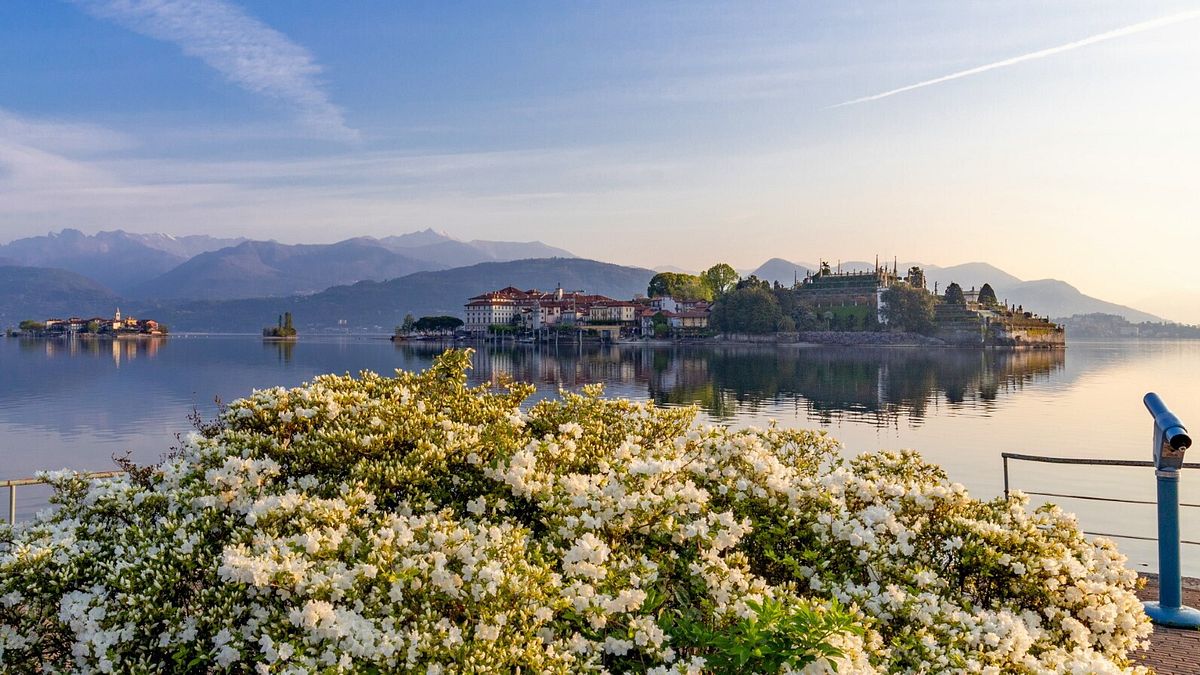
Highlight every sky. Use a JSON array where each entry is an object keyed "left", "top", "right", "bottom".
[{"left": 1, "top": 1, "right": 1200, "bottom": 320}]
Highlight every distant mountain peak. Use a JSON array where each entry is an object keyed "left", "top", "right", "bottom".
[{"left": 380, "top": 228, "right": 460, "bottom": 248}]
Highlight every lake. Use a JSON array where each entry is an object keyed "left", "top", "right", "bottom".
[{"left": 3, "top": 335, "right": 1200, "bottom": 575}]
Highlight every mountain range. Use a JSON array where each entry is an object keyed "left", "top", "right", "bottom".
[
  {"left": 751, "top": 258, "right": 1160, "bottom": 324},
  {"left": 0, "top": 229, "right": 574, "bottom": 300},
  {"left": 0, "top": 229, "right": 244, "bottom": 293},
  {"left": 0, "top": 229, "right": 1172, "bottom": 330},
  {"left": 134, "top": 258, "right": 654, "bottom": 332}
]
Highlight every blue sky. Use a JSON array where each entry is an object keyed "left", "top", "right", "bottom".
[{"left": 2, "top": 1, "right": 1200, "bottom": 319}]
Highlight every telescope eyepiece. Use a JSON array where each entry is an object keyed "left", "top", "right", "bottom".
[{"left": 1165, "top": 426, "right": 1192, "bottom": 451}]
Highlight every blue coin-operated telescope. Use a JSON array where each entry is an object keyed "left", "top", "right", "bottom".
[{"left": 1142, "top": 393, "right": 1200, "bottom": 627}]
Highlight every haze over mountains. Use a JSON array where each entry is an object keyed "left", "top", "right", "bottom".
[
  {"left": 139, "top": 258, "right": 655, "bottom": 333},
  {"left": 0, "top": 228, "right": 1171, "bottom": 330},
  {"left": 0, "top": 229, "right": 574, "bottom": 300},
  {"left": 0, "top": 229, "right": 245, "bottom": 293}
]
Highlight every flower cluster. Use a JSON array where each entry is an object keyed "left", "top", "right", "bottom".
[{"left": 0, "top": 350, "right": 1150, "bottom": 673}]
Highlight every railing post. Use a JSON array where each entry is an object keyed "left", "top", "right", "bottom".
[
  {"left": 1142, "top": 392, "right": 1200, "bottom": 628},
  {"left": 7, "top": 484, "right": 13, "bottom": 526},
  {"left": 1003, "top": 454, "right": 1009, "bottom": 499}
]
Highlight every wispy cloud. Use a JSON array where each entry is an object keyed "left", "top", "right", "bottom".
[
  {"left": 72, "top": 0, "right": 357, "bottom": 140},
  {"left": 0, "top": 108, "right": 133, "bottom": 154},
  {"left": 832, "top": 9, "right": 1200, "bottom": 108}
]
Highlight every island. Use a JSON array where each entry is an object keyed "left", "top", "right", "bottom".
[
  {"left": 458, "top": 260, "right": 1065, "bottom": 348},
  {"left": 12, "top": 308, "right": 167, "bottom": 338},
  {"left": 262, "top": 312, "right": 298, "bottom": 340}
]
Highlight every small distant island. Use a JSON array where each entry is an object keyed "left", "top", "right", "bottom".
[
  {"left": 262, "top": 312, "right": 297, "bottom": 340},
  {"left": 10, "top": 308, "right": 167, "bottom": 338},
  {"left": 1055, "top": 312, "right": 1200, "bottom": 339}
]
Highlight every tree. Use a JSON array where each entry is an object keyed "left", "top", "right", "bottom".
[
  {"left": 650, "top": 311, "right": 670, "bottom": 338},
  {"left": 772, "top": 288, "right": 821, "bottom": 331},
  {"left": 711, "top": 286, "right": 784, "bottom": 334},
  {"left": 18, "top": 320, "right": 44, "bottom": 332},
  {"left": 399, "top": 313, "right": 416, "bottom": 334},
  {"left": 263, "top": 312, "right": 297, "bottom": 338},
  {"left": 413, "top": 316, "right": 464, "bottom": 333},
  {"left": 86, "top": 320, "right": 101, "bottom": 334},
  {"left": 880, "top": 285, "right": 937, "bottom": 335},
  {"left": 647, "top": 272, "right": 714, "bottom": 302},
  {"left": 977, "top": 283, "right": 997, "bottom": 307},
  {"left": 943, "top": 282, "right": 966, "bottom": 306},
  {"left": 701, "top": 263, "right": 739, "bottom": 298},
  {"left": 736, "top": 275, "right": 771, "bottom": 291}
]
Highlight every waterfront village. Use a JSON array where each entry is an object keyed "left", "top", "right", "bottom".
[
  {"left": 458, "top": 261, "right": 1066, "bottom": 347},
  {"left": 12, "top": 308, "right": 166, "bottom": 338}
]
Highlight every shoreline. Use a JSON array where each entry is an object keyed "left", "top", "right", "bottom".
[{"left": 9, "top": 333, "right": 167, "bottom": 340}]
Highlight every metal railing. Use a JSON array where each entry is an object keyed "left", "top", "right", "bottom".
[
  {"left": 1002, "top": 452, "right": 1200, "bottom": 546},
  {"left": 3, "top": 471, "right": 125, "bottom": 525}
]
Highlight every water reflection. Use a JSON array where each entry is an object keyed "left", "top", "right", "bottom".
[
  {"left": 394, "top": 343, "right": 1065, "bottom": 426},
  {"left": 17, "top": 335, "right": 165, "bottom": 365},
  {"left": 264, "top": 339, "right": 296, "bottom": 364}
]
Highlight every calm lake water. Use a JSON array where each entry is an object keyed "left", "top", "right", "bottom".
[{"left": 3, "top": 335, "right": 1200, "bottom": 574}]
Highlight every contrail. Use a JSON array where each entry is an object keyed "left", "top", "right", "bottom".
[{"left": 831, "top": 9, "right": 1200, "bottom": 108}]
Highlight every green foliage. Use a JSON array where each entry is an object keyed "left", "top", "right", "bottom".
[
  {"left": 648, "top": 272, "right": 714, "bottom": 302},
  {"left": 881, "top": 284, "right": 937, "bottom": 334},
  {"left": 711, "top": 286, "right": 784, "bottom": 334},
  {"left": 736, "top": 274, "right": 771, "bottom": 291},
  {"left": 0, "top": 352, "right": 1152, "bottom": 673},
  {"left": 943, "top": 282, "right": 966, "bottom": 306},
  {"left": 412, "top": 315, "right": 464, "bottom": 332},
  {"left": 400, "top": 312, "right": 416, "bottom": 333},
  {"left": 978, "top": 283, "right": 998, "bottom": 306},
  {"left": 18, "top": 320, "right": 44, "bottom": 332},
  {"left": 701, "top": 263, "right": 740, "bottom": 298},
  {"left": 85, "top": 320, "right": 101, "bottom": 334},
  {"left": 773, "top": 290, "right": 823, "bottom": 331},
  {"left": 664, "top": 597, "right": 861, "bottom": 674},
  {"left": 263, "top": 311, "right": 297, "bottom": 337}
]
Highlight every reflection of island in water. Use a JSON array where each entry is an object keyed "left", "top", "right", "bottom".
[
  {"left": 264, "top": 339, "right": 296, "bottom": 364},
  {"left": 18, "top": 334, "right": 166, "bottom": 366},
  {"left": 394, "top": 343, "right": 1065, "bottom": 426}
]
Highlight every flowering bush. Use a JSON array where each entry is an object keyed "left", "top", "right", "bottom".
[{"left": 0, "top": 350, "right": 1150, "bottom": 673}]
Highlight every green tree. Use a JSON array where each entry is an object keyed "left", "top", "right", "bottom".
[
  {"left": 651, "top": 311, "right": 670, "bottom": 338},
  {"left": 18, "top": 320, "right": 45, "bottom": 332},
  {"left": 701, "top": 263, "right": 740, "bottom": 298},
  {"left": 943, "top": 282, "right": 966, "bottom": 306},
  {"left": 711, "top": 286, "right": 784, "bottom": 334},
  {"left": 977, "top": 283, "right": 998, "bottom": 307},
  {"left": 647, "top": 272, "right": 714, "bottom": 302},
  {"left": 413, "top": 316, "right": 465, "bottom": 333},
  {"left": 772, "top": 289, "right": 822, "bottom": 331},
  {"left": 880, "top": 285, "right": 937, "bottom": 335},
  {"left": 399, "top": 313, "right": 416, "bottom": 334},
  {"left": 264, "top": 311, "right": 297, "bottom": 337},
  {"left": 736, "top": 275, "right": 771, "bottom": 291},
  {"left": 86, "top": 320, "right": 101, "bottom": 334}
]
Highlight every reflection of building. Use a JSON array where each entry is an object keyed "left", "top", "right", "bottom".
[{"left": 395, "top": 342, "right": 1063, "bottom": 427}]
